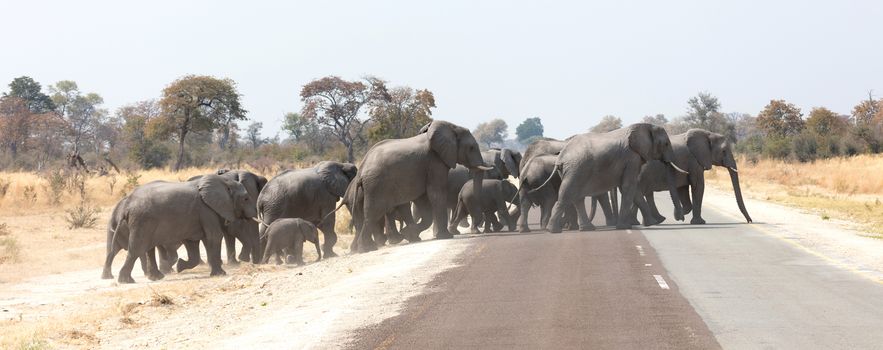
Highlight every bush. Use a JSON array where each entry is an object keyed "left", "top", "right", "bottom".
[
  {"left": 0, "top": 235, "right": 20, "bottom": 264},
  {"left": 43, "top": 169, "right": 68, "bottom": 204},
  {"left": 791, "top": 132, "right": 818, "bottom": 162},
  {"left": 763, "top": 136, "right": 792, "bottom": 159}
]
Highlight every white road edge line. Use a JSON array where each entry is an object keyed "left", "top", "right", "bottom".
[
  {"left": 635, "top": 245, "right": 645, "bottom": 256},
  {"left": 653, "top": 275, "right": 670, "bottom": 290},
  {"left": 626, "top": 229, "right": 633, "bottom": 234}
]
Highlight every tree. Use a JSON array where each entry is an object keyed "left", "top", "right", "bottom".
[
  {"left": 515, "top": 117, "right": 544, "bottom": 144},
  {"left": 367, "top": 86, "right": 435, "bottom": 143},
  {"left": 806, "top": 107, "right": 847, "bottom": 135},
  {"left": 246, "top": 121, "right": 265, "bottom": 149},
  {"left": 756, "top": 100, "right": 804, "bottom": 137},
  {"left": 852, "top": 91, "right": 883, "bottom": 126},
  {"left": 684, "top": 92, "right": 721, "bottom": 128},
  {"left": 118, "top": 100, "right": 170, "bottom": 169},
  {"left": 301, "top": 76, "right": 389, "bottom": 162},
  {"left": 590, "top": 115, "right": 622, "bottom": 133},
  {"left": 4, "top": 76, "right": 55, "bottom": 113},
  {"left": 473, "top": 118, "right": 508, "bottom": 148},
  {"left": 155, "top": 75, "right": 247, "bottom": 171},
  {"left": 641, "top": 114, "right": 668, "bottom": 127},
  {"left": 49, "top": 81, "right": 107, "bottom": 156},
  {"left": 0, "top": 96, "right": 31, "bottom": 158}
]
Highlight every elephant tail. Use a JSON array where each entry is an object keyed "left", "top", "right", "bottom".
[
  {"left": 319, "top": 180, "right": 360, "bottom": 228},
  {"left": 506, "top": 179, "right": 525, "bottom": 212},
  {"left": 529, "top": 163, "right": 560, "bottom": 194}
]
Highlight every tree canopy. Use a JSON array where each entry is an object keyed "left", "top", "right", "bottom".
[
  {"left": 474, "top": 118, "right": 508, "bottom": 148},
  {"left": 590, "top": 115, "right": 622, "bottom": 133},
  {"left": 515, "top": 117, "right": 543, "bottom": 144},
  {"left": 156, "top": 75, "right": 247, "bottom": 171}
]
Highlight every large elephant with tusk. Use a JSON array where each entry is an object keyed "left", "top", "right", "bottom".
[
  {"left": 349, "top": 120, "right": 493, "bottom": 252},
  {"left": 538, "top": 123, "right": 688, "bottom": 232},
  {"left": 633, "top": 128, "right": 752, "bottom": 225}
]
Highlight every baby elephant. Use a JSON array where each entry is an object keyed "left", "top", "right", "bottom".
[
  {"left": 261, "top": 218, "right": 321, "bottom": 265},
  {"left": 449, "top": 179, "right": 521, "bottom": 234}
]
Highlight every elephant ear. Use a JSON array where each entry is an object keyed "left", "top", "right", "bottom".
[
  {"left": 256, "top": 175, "right": 268, "bottom": 193},
  {"left": 428, "top": 121, "right": 458, "bottom": 168},
  {"left": 501, "top": 149, "right": 520, "bottom": 178},
  {"left": 197, "top": 174, "right": 236, "bottom": 223},
  {"left": 317, "top": 162, "right": 350, "bottom": 198},
  {"left": 627, "top": 124, "right": 654, "bottom": 162},
  {"left": 686, "top": 130, "right": 713, "bottom": 170}
]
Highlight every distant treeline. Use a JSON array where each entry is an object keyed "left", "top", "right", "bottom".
[{"left": 2, "top": 75, "right": 880, "bottom": 174}]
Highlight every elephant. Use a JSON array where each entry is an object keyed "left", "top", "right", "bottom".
[
  {"left": 103, "top": 174, "right": 256, "bottom": 283},
  {"left": 164, "top": 169, "right": 268, "bottom": 273},
  {"left": 349, "top": 120, "right": 492, "bottom": 252},
  {"left": 515, "top": 138, "right": 615, "bottom": 232},
  {"left": 450, "top": 179, "right": 521, "bottom": 233},
  {"left": 102, "top": 195, "right": 164, "bottom": 281},
  {"left": 260, "top": 218, "right": 321, "bottom": 265},
  {"left": 482, "top": 148, "right": 522, "bottom": 180},
  {"left": 542, "top": 123, "right": 687, "bottom": 232},
  {"left": 633, "top": 129, "right": 752, "bottom": 224},
  {"left": 256, "top": 161, "right": 357, "bottom": 258}
]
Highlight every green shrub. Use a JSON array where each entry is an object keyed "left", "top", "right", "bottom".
[
  {"left": 791, "top": 132, "right": 818, "bottom": 162},
  {"left": 763, "top": 136, "right": 792, "bottom": 159}
]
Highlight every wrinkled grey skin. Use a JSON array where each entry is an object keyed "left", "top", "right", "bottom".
[
  {"left": 257, "top": 161, "right": 357, "bottom": 258},
  {"left": 545, "top": 123, "right": 685, "bottom": 232},
  {"left": 450, "top": 179, "right": 521, "bottom": 233},
  {"left": 343, "top": 176, "right": 423, "bottom": 246},
  {"left": 349, "top": 120, "right": 491, "bottom": 253},
  {"left": 102, "top": 175, "right": 255, "bottom": 283},
  {"left": 102, "top": 196, "right": 164, "bottom": 281},
  {"left": 481, "top": 148, "right": 522, "bottom": 180},
  {"left": 261, "top": 218, "right": 321, "bottom": 265},
  {"left": 634, "top": 129, "right": 751, "bottom": 225},
  {"left": 163, "top": 169, "right": 269, "bottom": 273},
  {"left": 515, "top": 138, "right": 615, "bottom": 232}
]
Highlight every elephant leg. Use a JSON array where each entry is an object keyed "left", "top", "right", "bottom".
[
  {"left": 404, "top": 196, "right": 431, "bottom": 242},
  {"left": 690, "top": 174, "right": 706, "bottom": 224},
  {"left": 574, "top": 197, "right": 595, "bottom": 231},
  {"left": 678, "top": 186, "right": 693, "bottom": 215},
  {"left": 549, "top": 175, "right": 583, "bottom": 233},
  {"left": 449, "top": 198, "right": 468, "bottom": 234},
  {"left": 118, "top": 251, "right": 140, "bottom": 284},
  {"left": 385, "top": 214, "right": 404, "bottom": 244},
  {"left": 357, "top": 198, "right": 384, "bottom": 252},
  {"left": 496, "top": 200, "right": 515, "bottom": 232},
  {"left": 634, "top": 192, "right": 661, "bottom": 226},
  {"left": 174, "top": 240, "right": 201, "bottom": 272},
  {"left": 617, "top": 166, "right": 640, "bottom": 230},
  {"left": 101, "top": 243, "right": 121, "bottom": 279},
  {"left": 238, "top": 222, "right": 260, "bottom": 263},
  {"left": 646, "top": 191, "right": 666, "bottom": 222},
  {"left": 145, "top": 248, "right": 165, "bottom": 281},
  {"left": 596, "top": 193, "right": 616, "bottom": 227},
  {"left": 224, "top": 231, "right": 239, "bottom": 265},
  {"left": 373, "top": 225, "right": 388, "bottom": 246},
  {"left": 317, "top": 212, "right": 339, "bottom": 257},
  {"left": 564, "top": 204, "right": 579, "bottom": 230},
  {"left": 517, "top": 188, "right": 532, "bottom": 232},
  {"left": 156, "top": 245, "right": 175, "bottom": 275},
  {"left": 203, "top": 235, "right": 225, "bottom": 276}
]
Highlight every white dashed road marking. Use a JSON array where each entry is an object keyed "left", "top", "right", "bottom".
[
  {"left": 645, "top": 264, "right": 652, "bottom": 267},
  {"left": 635, "top": 245, "right": 645, "bottom": 256},
  {"left": 654, "top": 275, "right": 670, "bottom": 290}
]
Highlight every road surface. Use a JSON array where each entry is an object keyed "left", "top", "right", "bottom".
[{"left": 348, "top": 194, "right": 883, "bottom": 349}]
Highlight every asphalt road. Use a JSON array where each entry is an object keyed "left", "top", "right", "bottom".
[{"left": 348, "top": 195, "right": 883, "bottom": 349}]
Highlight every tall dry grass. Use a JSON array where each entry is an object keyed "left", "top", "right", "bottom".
[{"left": 706, "top": 154, "right": 883, "bottom": 237}]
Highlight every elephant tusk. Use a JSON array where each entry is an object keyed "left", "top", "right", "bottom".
[
  {"left": 670, "top": 162, "right": 689, "bottom": 175},
  {"left": 251, "top": 217, "right": 262, "bottom": 223},
  {"left": 728, "top": 167, "right": 739, "bottom": 173},
  {"left": 475, "top": 165, "right": 494, "bottom": 171}
]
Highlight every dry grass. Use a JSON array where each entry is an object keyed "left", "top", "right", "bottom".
[{"left": 707, "top": 154, "right": 883, "bottom": 237}]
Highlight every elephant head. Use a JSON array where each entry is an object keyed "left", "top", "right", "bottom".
[
  {"left": 628, "top": 123, "right": 688, "bottom": 174},
  {"left": 421, "top": 120, "right": 493, "bottom": 218},
  {"left": 685, "top": 129, "right": 752, "bottom": 223},
  {"left": 197, "top": 174, "right": 256, "bottom": 223},
  {"left": 484, "top": 148, "right": 522, "bottom": 179},
  {"left": 315, "top": 161, "right": 357, "bottom": 198}
]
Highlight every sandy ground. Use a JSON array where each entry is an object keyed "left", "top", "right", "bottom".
[
  {"left": 2, "top": 185, "right": 882, "bottom": 348},
  {"left": 703, "top": 186, "right": 883, "bottom": 282}
]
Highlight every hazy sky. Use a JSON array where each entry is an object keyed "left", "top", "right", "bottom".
[{"left": 2, "top": 0, "right": 882, "bottom": 139}]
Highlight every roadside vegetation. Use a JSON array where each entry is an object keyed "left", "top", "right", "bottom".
[{"left": 706, "top": 155, "right": 883, "bottom": 238}]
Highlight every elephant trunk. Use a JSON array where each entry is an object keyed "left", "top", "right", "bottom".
[
  {"left": 468, "top": 169, "right": 485, "bottom": 224},
  {"left": 728, "top": 167, "right": 752, "bottom": 223}
]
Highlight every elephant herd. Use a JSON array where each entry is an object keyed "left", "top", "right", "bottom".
[{"left": 101, "top": 120, "right": 751, "bottom": 284}]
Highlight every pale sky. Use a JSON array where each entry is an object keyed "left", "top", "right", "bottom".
[{"left": 2, "top": 0, "right": 881, "bottom": 139}]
